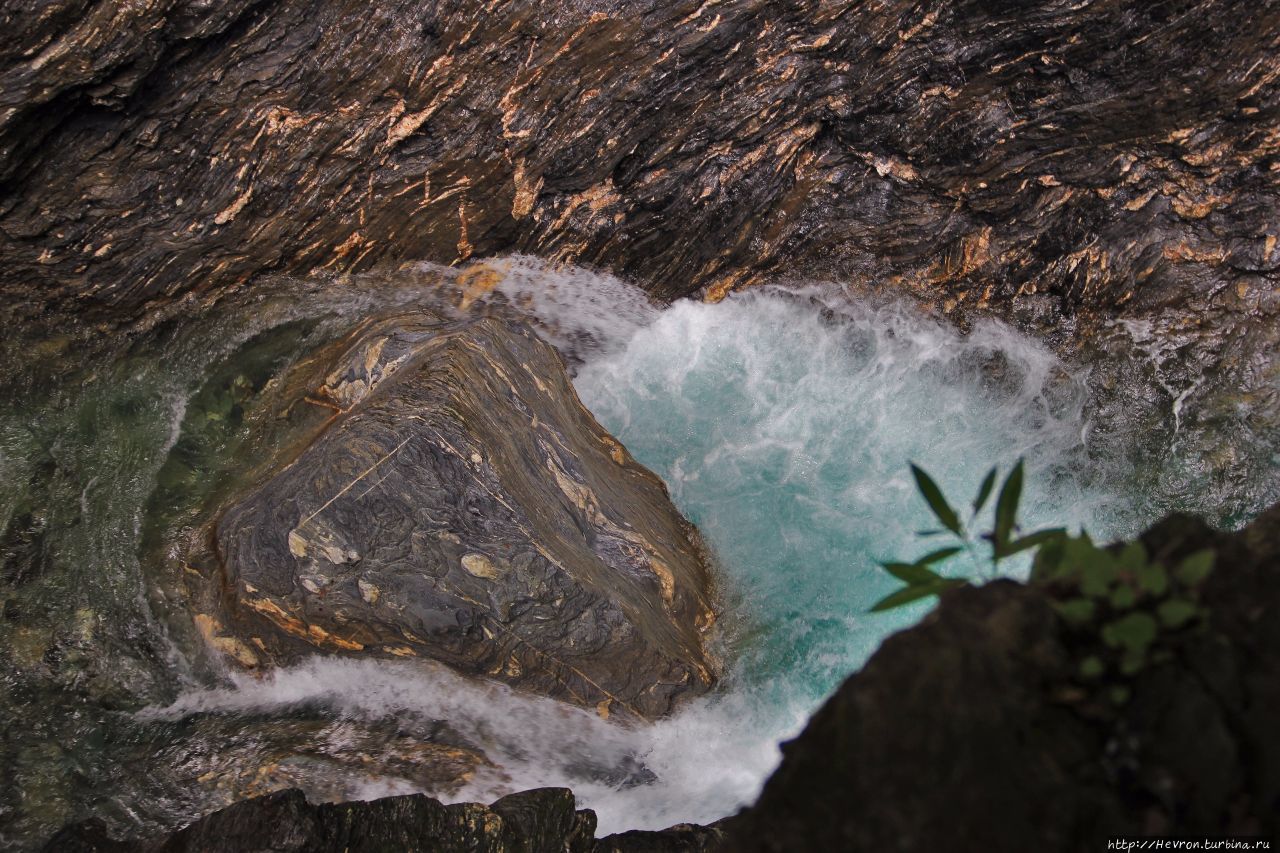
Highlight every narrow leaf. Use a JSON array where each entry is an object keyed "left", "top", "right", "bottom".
[
  {"left": 1106, "top": 612, "right": 1158, "bottom": 655},
  {"left": 1053, "top": 597, "right": 1096, "bottom": 625},
  {"left": 910, "top": 464, "right": 962, "bottom": 536},
  {"left": 870, "top": 578, "right": 963, "bottom": 612},
  {"left": 1115, "top": 541, "right": 1148, "bottom": 576},
  {"left": 1173, "top": 550, "right": 1215, "bottom": 587},
  {"left": 1003, "top": 528, "right": 1066, "bottom": 558},
  {"left": 917, "top": 546, "right": 963, "bottom": 566},
  {"left": 1078, "top": 656, "right": 1104, "bottom": 679},
  {"left": 992, "top": 458, "right": 1025, "bottom": 554},
  {"left": 972, "top": 467, "right": 997, "bottom": 515},
  {"left": 1157, "top": 598, "right": 1198, "bottom": 629},
  {"left": 1119, "top": 648, "right": 1147, "bottom": 676},
  {"left": 1136, "top": 560, "right": 1168, "bottom": 596},
  {"left": 881, "top": 562, "right": 940, "bottom": 585},
  {"left": 1109, "top": 584, "right": 1136, "bottom": 610},
  {"left": 1080, "top": 555, "right": 1118, "bottom": 598}
]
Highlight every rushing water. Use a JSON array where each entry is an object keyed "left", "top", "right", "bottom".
[{"left": 0, "top": 257, "right": 1275, "bottom": 847}]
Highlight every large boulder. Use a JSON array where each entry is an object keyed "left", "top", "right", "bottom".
[{"left": 210, "top": 311, "right": 718, "bottom": 719}]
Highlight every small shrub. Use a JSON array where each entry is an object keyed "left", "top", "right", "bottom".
[{"left": 874, "top": 461, "right": 1215, "bottom": 703}]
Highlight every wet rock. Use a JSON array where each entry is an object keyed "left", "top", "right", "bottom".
[
  {"left": 1, "top": 0, "right": 1274, "bottom": 351},
  {"left": 149, "top": 711, "right": 492, "bottom": 809},
  {"left": 211, "top": 311, "right": 718, "bottom": 719},
  {"left": 595, "top": 821, "right": 730, "bottom": 852},
  {"left": 41, "top": 817, "right": 135, "bottom": 853},
  {"left": 722, "top": 503, "right": 1280, "bottom": 851},
  {"left": 43, "top": 787, "right": 723, "bottom": 852},
  {"left": 47, "top": 788, "right": 596, "bottom": 853},
  {"left": 3, "top": 1, "right": 1275, "bottom": 533}
]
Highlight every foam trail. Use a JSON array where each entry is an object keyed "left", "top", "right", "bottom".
[
  {"left": 141, "top": 657, "right": 788, "bottom": 834},
  {"left": 564, "top": 285, "right": 1138, "bottom": 827}
]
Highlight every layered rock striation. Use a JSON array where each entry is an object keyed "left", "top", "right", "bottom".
[
  {"left": 199, "top": 311, "right": 718, "bottom": 720},
  {"left": 1, "top": 0, "right": 1275, "bottom": 341}
]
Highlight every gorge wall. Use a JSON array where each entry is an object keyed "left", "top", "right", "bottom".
[{"left": 2, "top": 0, "right": 1277, "bottom": 344}]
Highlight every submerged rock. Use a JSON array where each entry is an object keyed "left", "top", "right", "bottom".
[{"left": 207, "top": 311, "right": 718, "bottom": 719}]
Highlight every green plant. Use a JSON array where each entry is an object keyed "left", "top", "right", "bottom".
[
  {"left": 870, "top": 460, "right": 1063, "bottom": 612},
  {"left": 874, "top": 460, "right": 1217, "bottom": 703},
  {"left": 1033, "top": 533, "right": 1214, "bottom": 689}
]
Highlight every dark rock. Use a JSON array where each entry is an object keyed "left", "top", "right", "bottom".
[
  {"left": 1, "top": 0, "right": 1274, "bottom": 356},
  {"left": 207, "top": 311, "right": 718, "bottom": 719},
  {"left": 51, "top": 787, "right": 597, "bottom": 853},
  {"left": 722, "top": 503, "right": 1280, "bottom": 851},
  {"left": 42, "top": 788, "right": 724, "bottom": 853},
  {"left": 594, "top": 821, "right": 729, "bottom": 852},
  {"left": 39, "top": 817, "right": 135, "bottom": 853}
]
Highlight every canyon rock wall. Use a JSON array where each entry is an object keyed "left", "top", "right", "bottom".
[{"left": 1, "top": 0, "right": 1275, "bottom": 342}]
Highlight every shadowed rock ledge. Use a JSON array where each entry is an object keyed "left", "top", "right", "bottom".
[{"left": 42, "top": 787, "right": 727, "bottom": 852}]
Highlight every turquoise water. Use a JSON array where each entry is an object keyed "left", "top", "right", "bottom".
[{"left": 575, "top": 287, "right": 1133, "bottom": 712}]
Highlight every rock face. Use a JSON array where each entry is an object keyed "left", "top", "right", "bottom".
[
  {"left": 44, "top": 788, "right": 596, "bottom": 853},
  {"left": 1, "top": 0, "right": 1275, "bottom": 343},
  {"left": 209, "top": 311, "right": 718, "bottom": 719},
  {"left": 41, "top": 787, "right": 727, "bottom": 852},
  {"left": 723, "top": 503, "right": 1280, "bottom": 851},
  {"left": 4, "top": 1, "right": 1275, "bottom": 523}
]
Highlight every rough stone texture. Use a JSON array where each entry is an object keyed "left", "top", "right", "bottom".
[
  {"left": 723, "top": 502, "right": 1280, "bottom": 851},
  {"left": 1, "top": 0, "right": 1275, "bottom": 338},
  {"left": 42, "top": 787, "right": 724, "bottom": 853},
  {"left": 210, "top": 311, "right": 718, "bottom": 720},
  {"left": 4, "top": 0, "right": 1277, "bottom": 526},
  {"left": 595, "top": 822, "right": 729, "bottom": 852},
  {"left": 44, "top": 787, "right": 599, "bottom": 853}
]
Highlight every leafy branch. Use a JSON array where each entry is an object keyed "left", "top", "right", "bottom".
[
  {"left": 872, "top": 459, "right": 1062, "bottom": 611},
  {"left": 873, "top": 460, "right": 1217, "bottom": 705}
]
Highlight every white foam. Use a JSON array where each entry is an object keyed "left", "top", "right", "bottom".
[{"left": 140, "top": 656, "right": 778, "bottom": 833}]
